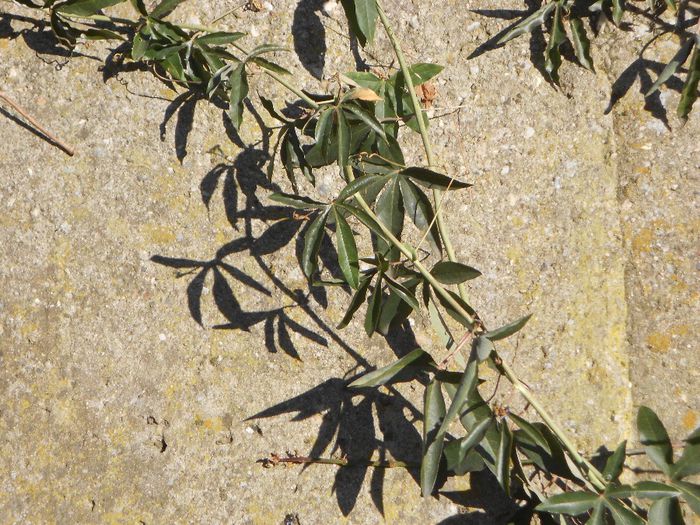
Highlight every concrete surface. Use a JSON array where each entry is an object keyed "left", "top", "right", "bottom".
[{"left": 0, "top": 0, "right": 698, "bottom": 523}]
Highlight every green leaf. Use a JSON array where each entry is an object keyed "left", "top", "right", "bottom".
[
  {"left": 632, "top": 481, "right": 682, "bottom": 500},
  {"left": 587, "top": 502, "right": 606, "bottom": 525},
  {"left": 421, "top": 379, "right": 446, "bottom": 497},
  {"left": 670, "top": 480, "right": 700, "bottom": 515},
  {"left": 612, "top": 0, "right": 625, "bottom": 25},
  {"left": 498, "top": 3, "right": 556, "bottom": 44},
  {"left": 400, "top": 167, "right": 471, "bottom": 190},
  {"left": 334, "top": 207, "right": 360, "bottom": 289},
  {"left": 637, "top": 405, "right": 673, "bottom": 475},
  {"left": 353, "top": 0, "right": 378, "bottom": 44},
  {"left": 444, "top": 382, "right": 500, "bottom": 468},
  {"left": 605, "top": 497, "right": 644, "bottom": 525},
  {"left": 338, "top": 174, "right": 388, "bottom": 202},
  {"left": 444, "top": 442, "right": 486, "bottom": 475},
  {"left": 431, "top": 261, "right": 481, "bottom": 285},
  {"left": 603, "top": 440, "right": 627, "bottom": 482},
  {"left": 384, "top": 275, "right": 420, "bottom": 311},
  {"left": 398, "top": 178, "right": 442, "bottom": 254},
  {"left": 131, "top": 30, "right": 148, "bottom": 59},
  {"left": 301, "top": 209, "right": 329, "bottom": 278},
  {"left": 364, "top": 274, "right": 383, "bottom": 336},
  {"left": 545, "top": 2, "right": 567, "bottom": 83},
  {"left": 150, "top": 0, "right": 186, "bottom": 19},
  {"left": 569, "top": 18, "right": 593, "bottom": 71},
  {"left": 438, "top": 359, "right": 478, "bottom": 436},
  {"left": 514, "top": 423, "right": 576, "bottom": 481},
  {"left": 129, "top": 0, "right": 147, "bottom": 15},
  {"left": 444, "top": 416, "right": 493, "bottom": 474},
  {"left": 337, "top": 203, "right": 387, "bottom": 241},
  {"left": 537, "top": 491, "right": 599, "bottom": 515},
  {"left": 496, "top": 421, "right": 513, "bottom": 495},
  {"left": 397, "top": 63, "right": 445, "bottom": 86},
  {"left": 433, "top": 287, "right": 476, "bottom": 328},
  {"left": 648, "top": 497, "right": 685, "bottom": 525},
  {"left": 672, "top": 427, "right": 700, "bottom": 479},
  {"left": 375, "top": 176, "right": 404, "bottom": 262},
  {"left": 343, "top": 104, "right": 386, "bottom": 140},
  {"left": 250, "top": 56, "right": 292, "bottom": 76},
  {"left": 677, "top": 44, "right": 700, "bottom": 120},
  {"left": 483, "top": 314, "right": 532, "bottom": 341},
  {"left": 474, "top": 336, "right": 494, "bottom": 362},
  {"left": 314, "top": 108, "right": 334, "bottom": 160},
  {"left": 228, "top": 63, "right": 249, "bottom": 130},
  {"left": 268, "top": 192, "right": 325, "bottom": 209},
  {"left": 337, "top": 274, "right": 373, "bottom": 329},
  {"left": 508, "top": 413, "right": 551, "bottom": 455},
  {"left": 336, "top": 108, "right": 350, "bottom": 167},
  {"left": 349, "top": 348, "right": 429, "bottom": 388},
  {"left": 646, "top": 38, "right": 694, "bottom": 96},
  {"left": 195, "top": 31, "right": 245, "bottom": 46},
  {"left": 55, "top": 0, "right": 124, "bottom": 16}
]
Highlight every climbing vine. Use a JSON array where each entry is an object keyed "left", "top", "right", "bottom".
[{"left": 1, "top": 0, "right": 698, "bottom": 522}]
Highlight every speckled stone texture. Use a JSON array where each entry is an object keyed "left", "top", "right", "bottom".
[{"left": 0, "top": 0, "right": 698, "bottom": 523}]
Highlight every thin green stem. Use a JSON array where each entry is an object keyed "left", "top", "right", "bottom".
[
  {"left": 263, "top": 70, "right": 319, "bottom": 109},
  {"left": 376, "top": 2, "right": 467, "bottom": 300}
]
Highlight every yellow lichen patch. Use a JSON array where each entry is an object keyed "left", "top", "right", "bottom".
[
  {"left": 646, "top": 332, "right": 671, "bottom": 353},
  {"left": 141, "top": 224, "right": 176, "bottom": 244},
  {"left": 631, "top": 228, "right": 653, "bottom": 254},
  {"left": 682, "top": 410, "right": 698, "bottom": 432}
]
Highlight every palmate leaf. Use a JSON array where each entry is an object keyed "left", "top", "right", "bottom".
[
  {"left": 383, "top": 274, "right": 420, "bottom": 311},
  {"left": 474, "top": 336, "right": 494, "bottom": 362},
  {"left": 421, "top": 379, "right": 446, "bottom": 497},
  {"left": 268, "top": 192, "right": 325, "bottom": 209},
  {"left": 338, "top": 174, "right": 388, "bottom": 202},
  {"left": 444, "top": 416, "right": 492, "bottom": 475},
  {"left": 333, "top": 206, "right": 360, "bottom": 289}
]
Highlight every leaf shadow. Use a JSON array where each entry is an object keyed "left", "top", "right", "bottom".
[{"left": 292, "top": 0, "right": 327, "bottom": 79}]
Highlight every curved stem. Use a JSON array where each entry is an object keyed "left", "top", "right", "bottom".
[
  {"left": 375, "top": 2, "right": 608, "bottom": 491},
  {"left": 376, "top": 2, "right": 467, "bottom": 300}
]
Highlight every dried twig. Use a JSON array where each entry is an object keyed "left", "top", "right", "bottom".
[{"left": 0, "top": 91, "right": 75, "bottom": 156}]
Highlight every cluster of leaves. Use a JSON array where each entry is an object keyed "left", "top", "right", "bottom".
[
  {"left": 539, "top": 407, "right": 700, "bottom": 523},
  {"left": 12, "top": 0, "right": 289, "bottom": 127},
  {"left": 493, "top": 0, "right": 700, "bottom": 118}
]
